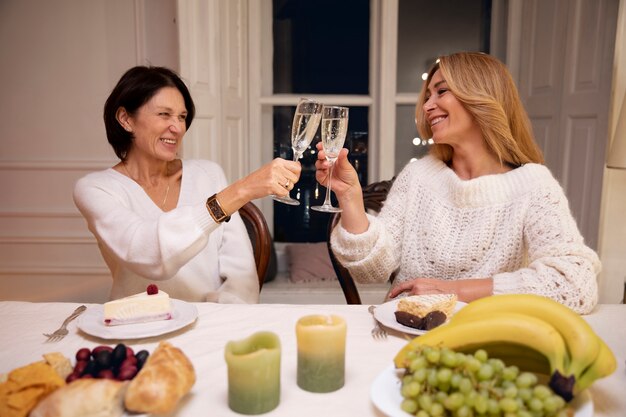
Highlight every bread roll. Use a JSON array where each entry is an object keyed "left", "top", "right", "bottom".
[
  {"left": 29, "top": 379, "right": 126, "bottom": 417},
  {"left": 124, "top": 341, "right": 195, "bottom": 414}
]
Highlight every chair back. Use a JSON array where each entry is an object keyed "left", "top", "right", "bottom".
[
  {"left": 327, "top": 178, "right": 395, "bottom": 304},
  {"left": 239, "top": 202, "right": 272, "bottom": 289}
]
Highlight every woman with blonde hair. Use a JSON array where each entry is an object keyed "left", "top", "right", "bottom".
[{"left": 315, "top": 52, "right": 600, "bottom": 314}]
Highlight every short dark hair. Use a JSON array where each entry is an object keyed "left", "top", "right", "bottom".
[{"left": 103, "top": 66, "right": 196, "bottom": 160}]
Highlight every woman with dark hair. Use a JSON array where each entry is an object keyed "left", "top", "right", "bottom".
[
  {"left": 316, "top": 52, "right": 600, "bottom": 314},
  {"left": 74, "top": 66, "right": 299, "bottom": 303}
]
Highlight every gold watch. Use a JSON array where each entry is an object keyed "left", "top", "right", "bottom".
[{"left": 206, "top": 194, "right": 231, "bottom": 223}]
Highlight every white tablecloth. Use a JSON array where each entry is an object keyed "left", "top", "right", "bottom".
[{"left": 0, "top": 302, "right": 624, "bottom": 416}]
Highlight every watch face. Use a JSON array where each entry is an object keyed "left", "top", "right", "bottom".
[{"left": 207, "top": 195, "right": 228, "bottom": 222}]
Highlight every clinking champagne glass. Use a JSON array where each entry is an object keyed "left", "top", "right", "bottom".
[
  {"left": 311, "top": 106, "right": 349, "bottom": 213},
  {"left": 273, "top": 98, "right": 323, "bottom": 205}
]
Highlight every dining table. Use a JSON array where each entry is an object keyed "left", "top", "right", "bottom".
[{"left": 0, "top": 301, "right": 624, "bottom": 416}]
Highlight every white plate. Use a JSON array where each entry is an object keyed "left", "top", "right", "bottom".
[
  {"left": 371, "top": 365, "right": 593, "bottom": 417},
  {"left": 373, "top": 299, "right": 467, "bottom": 335},
  {"left": 77, "top": 299, "right": 198, "bottom": 340}
]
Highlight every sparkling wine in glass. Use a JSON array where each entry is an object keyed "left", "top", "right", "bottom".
[
  {"left": 311, "top": 106, "right": 349, "bottom": 213},
  {"left": 273, "top": 98, "right": 323, "bottom": 205}
]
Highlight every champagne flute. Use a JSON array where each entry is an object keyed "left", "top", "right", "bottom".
[
  {"left": 311, "top": 106, "right": 349, "bottom": 213},
  {"left": 273, "top": 98, "right": 323, "bottom": 205}
]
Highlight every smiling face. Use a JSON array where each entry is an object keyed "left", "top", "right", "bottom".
[
  {"left": 122, "top": 86, "right": 187, "bottom": 162},
  {"left": 419, "top": 69, "right": 482, "bottom": 147}
]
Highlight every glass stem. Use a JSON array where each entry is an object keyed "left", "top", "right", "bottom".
[{"left": 323, "top": 162, "right": 335, "bottom": 206}]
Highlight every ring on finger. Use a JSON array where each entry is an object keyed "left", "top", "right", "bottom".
[{"left": 284, "top": 179, "right": 290, "bottom": 189}]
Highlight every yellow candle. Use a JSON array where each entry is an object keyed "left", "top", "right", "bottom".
[
  {"left": 296, "top": 315, "right": 347, "bottom": 393},
  {"left": 224, "top": 331, "right": 281, "bottom": 415}
]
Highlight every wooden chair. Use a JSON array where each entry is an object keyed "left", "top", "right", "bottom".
[
  {"left": 239, "top": 202, "right": 272, "bottom": 290},
  {"left": 326, "top": 178, "right": 396, "bottom": 304}
]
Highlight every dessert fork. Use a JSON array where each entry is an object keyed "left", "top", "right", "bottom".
[
  {"left": 43, "top": 305, "right": 87, "bottom": 342},
  {"left": 368, "top": 305, "right": 387, "bottom": 339}
]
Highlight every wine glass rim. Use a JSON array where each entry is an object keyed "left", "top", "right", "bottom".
[
  {"left": 299, "top": 97, "right": 322, "bottom": 103},
  {"left": 323, "top": 105, "right": 349, "bottom": 110}
]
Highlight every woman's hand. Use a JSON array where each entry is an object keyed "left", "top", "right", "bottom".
[
  {"left": 218, "top": 158, "right": 301, "bottom": 215},
  {"left": 388, "top": 277, "right": 493, "bottom": 303},
  {"left": 240, "top": 158, "right": 302, "bottom": 200},
  {"left": 314, "top": 142, "right": 360, "bottom": 200}
]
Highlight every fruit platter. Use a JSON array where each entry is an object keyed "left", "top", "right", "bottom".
[{"left": 385, "top": 294, "right": 617, "bottom": 417}]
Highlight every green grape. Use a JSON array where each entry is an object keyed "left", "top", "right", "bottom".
[
  {"left": 427, "top": 369, "right": 439, "bottom": 386},
  {"left": 488, "top": 358, "right": 505, "bottom": 373},
  {"left": 532, "top": 384, "right": 551, "bottom": 400},
  {"left": 502, "top": 365, "right": 520, "bottom": 381},
  {"left": 464, "top": 390, "right": 478, "bottom": 408},
  {"left": 455, "top": 352, "right": 467, "bottom": 366},
  {"left": 527, "top": 397, "right": 543, "bottom": 412},
  {"left": 552, "top": 395, "right": 566, "bottom": 409},
  {"left": 443, "top": 392, "right": 464, "bottom": 411},
  {"left": 415, "top": 411, "right": 430, "bottom": 417},
  {"left": 504, "top": 385, "right": 518, "bottom": 398},
  {"left": 402, "top": 381, "right": 421, "bottom": 398},
  {"left": 451, "top": 372, "right": 463, "bottom": 388},
  {"left": 410, "top": 356, "right": 429, "bottom": 372},
  {"left": 406, "top": 350, "right": 418, "bottom": 361},
  {"left": 459, "top": 405, "right": 474, "bottom": 417},
  {"left": 465, "top": 357, "right": 482, "bottom": 373},
  {"left": 517, "top": 387, "right": 532, "bottom": 402},
  {"left": 477, "top": 363, "right": 495, "bottom": 381},
  {"left": 517, "top": 410, "right": 533, "bottom": 417},
  {"left": 487, "top": 398, "right": 501, "bottom": 414},
  {"left": 499, "top": 397, "right": 519, "bottom": 412},
  {"left": 414, "top": 368, "right": 428, "bottom": 383},
  {"left": 441, "top": 348, "right": 458, "bottom": 367},
  {"left": 437, "top": 382, "right": 451, "bottom": 393},
  {"left": 459, "top": 377, "right": 473, "bottom": 394},
  {"left": 418, "top": 393, "right": 433, "bottom": 411},
  {"left": 402, "top": 374, "right": 413, "bottom": 385},
  {"left": 516, "top": 372, "right": 538, "bottom": 388},
  {"left": 425, "top": 348, "right": 441, "bottom": 364},
  {"left": 430, "top": 402, "right": 444, "bottom": 416},
  {"left": 474, "top": 348, "right": 489, "bottom": 363},
  {"left": 437, "top": 368, "right": 452, "bottom": 384},
  {"left": 434, "top": 391, "right": 448, "bottom": 405},
  {"left": 542, "top": 396, "right": 560, "bottom": 413},
  {"left": 473, "top": 393, "right": 489, "bottom": 414},
  {"left": 400, "top": 398, "right": 418, "bottom": 414}
]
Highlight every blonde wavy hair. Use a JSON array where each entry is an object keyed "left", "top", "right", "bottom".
[{"left": 415, "top": 52, "right": 544, "bottom": 165}]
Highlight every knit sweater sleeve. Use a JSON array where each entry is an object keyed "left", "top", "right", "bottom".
[
  {"left": 329, "top": 166, "right": 414, "bottom": 283},
  {"left": 492, "top": 179, "right": 600, "bottom": 314}
]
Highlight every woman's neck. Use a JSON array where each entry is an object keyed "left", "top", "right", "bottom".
[{"left": 448, "top": 146, "right": 511, "bottom": 180}]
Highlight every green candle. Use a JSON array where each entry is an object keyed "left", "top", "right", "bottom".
[
  {"left": 224, "top": 331, "right": 281, "bottom": 415},
  {"left": 296, "top": 315, "right": 347, "bottom": 393}
]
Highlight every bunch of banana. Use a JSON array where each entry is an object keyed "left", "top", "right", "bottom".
[{"left": 393, "top": 294, "right": 617, "bottom": 401}]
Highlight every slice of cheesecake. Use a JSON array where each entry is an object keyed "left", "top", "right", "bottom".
[{"left": 104, "top": 285, "right": 172, "bottom": 326}]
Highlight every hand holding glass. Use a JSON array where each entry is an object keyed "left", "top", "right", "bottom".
[
  {"left": 273, "top": 98, "right": 323, "bottom": 205},
  {"left": 311, "top": 106, "right": 349, "bottom": 213}
]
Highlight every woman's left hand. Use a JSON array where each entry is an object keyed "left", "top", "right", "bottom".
[
  {"left": 388, "top": 278, "right": 457, "bottom": 298},
  {"left": 388, "top": 277, "right": 493, "bottom": 303}
]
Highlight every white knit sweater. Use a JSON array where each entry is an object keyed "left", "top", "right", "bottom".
[
  {"left": 73, "top": 159, "right": 259, "bottom": 303},
  {"left": 331, "top": 155, "right": 600, "bottom": 314}
]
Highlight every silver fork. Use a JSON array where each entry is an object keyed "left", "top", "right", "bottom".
[
  {"left": 368, "top": 305, "right": 387, "bottom": 339},
  {"left": 43, "top": 305, "right": 87, "bottom": 342}
]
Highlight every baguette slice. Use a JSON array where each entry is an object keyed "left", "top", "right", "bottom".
[
  {"left": 396, "top": 294, "right": 458, "bottom": 318},
  {"left": 124, "top": 341, "right": 195, "bottom": 414},
  {"left": 29, "top": 379, "right": 127, "bottom": 417}
]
